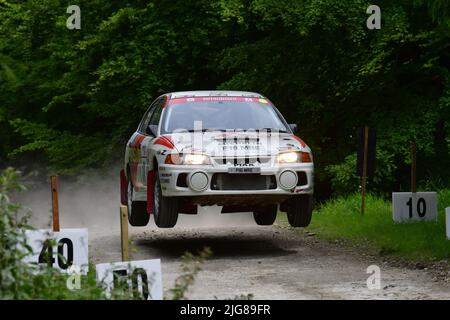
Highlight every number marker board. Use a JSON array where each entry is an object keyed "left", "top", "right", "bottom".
[
  {"left": 23, "top": 228, "right": 88, "bottom": 274},
  {"left": 96, "top": 259, "right": 163, "bottom": 300},
  {"left": 392, "top": 192, "right": 437, "bottom": 222}
]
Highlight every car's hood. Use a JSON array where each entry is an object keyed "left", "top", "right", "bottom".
[{"left": 163, "top": 131, "right": 310, "bottom": 158}]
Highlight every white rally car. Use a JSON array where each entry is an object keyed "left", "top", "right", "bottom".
[{"left": 120, "top": 91, "right": 313, "bottom": 228}]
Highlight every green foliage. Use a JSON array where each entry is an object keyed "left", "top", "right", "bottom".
[
  {"left": 19, "top": 268, "right": 105, "bottom": 300},
  {"left": 279, "top": 190, "right": 450, "bottom": 261},
  {"left": 414, "top": 0, "right": 450, "bottom": 25},
  {"left": 0, "top": 0, "right": 449, "bottom": 195},
  {"left": 10, "top": 119, "right": 111, "bottom": 174},
  {"left": 169, "top": 247, "right": 212, "bottom": 300},
  {"left": 0, "top": 168, "right": 31, "bottom": 299},
  {"left": 326, "top": 148, "right": 397, "bottom": 196}
]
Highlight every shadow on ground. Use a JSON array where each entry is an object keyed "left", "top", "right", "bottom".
[{"left": 133, "top": 233, "right": 297, "bottom": 259}]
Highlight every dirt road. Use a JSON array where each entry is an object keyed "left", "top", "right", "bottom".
[
  {"left": 20, "top": 172, "right": 450, "bottom": 300},
  {"left": 90, "top": 211, "right": 450, "bottom": 300}
]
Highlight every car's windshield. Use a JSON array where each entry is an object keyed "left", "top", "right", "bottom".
[{"left": 161, "top": 97, "right": 289, "bottom": 134}]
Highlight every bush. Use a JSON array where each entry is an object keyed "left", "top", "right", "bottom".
[
  {"left": 168, "top": 247, "right": 212, "bottom": 300},
  {"left": 326, "top": 148, "right": 397, "bottom": 196},
  {"left": 0, "top": 167, "right": 35, "bottom": 298}
]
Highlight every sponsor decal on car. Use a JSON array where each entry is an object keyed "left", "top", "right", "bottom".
[{"left": 168, "top": 97, "right": 272, "bottom": 105}]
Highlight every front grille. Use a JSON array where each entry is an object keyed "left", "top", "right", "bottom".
[
  {"left": 297, "top": 171, "right": 307, "bottom": 186},
  {"left": 212, "top": 156, "right": 271, "bottom": 166},
  {"left": 211, "top": 173, "right": 276, "bottom": 190}
]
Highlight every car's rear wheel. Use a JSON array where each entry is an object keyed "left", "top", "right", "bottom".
[
  {"left": 253, "top": 205, "right": 277, "bottom": 225},
  {"left": 127, "top": 174, "right": 150, "bottom": 226},
  {"left": 286, "top": 195, "right": 313, "bottom": 227},
  {"left": 153, "top": 170, "right": 178, "bottom": 228}
]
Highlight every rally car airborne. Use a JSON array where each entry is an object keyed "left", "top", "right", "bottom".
[{"left": 120, "top": 91, "right": 314, "bottom": 228}]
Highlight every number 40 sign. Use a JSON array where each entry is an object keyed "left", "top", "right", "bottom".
[
  {"left": 392, "top": 192, "right": 437, "bottom": 223},
  {"left": 23, "top": 228, "right": 89, "bottom": 274}
]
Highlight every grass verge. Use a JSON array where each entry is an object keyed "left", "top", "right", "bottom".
[{"left": 278, "top": 190, "right": 450, "bottom": 261}]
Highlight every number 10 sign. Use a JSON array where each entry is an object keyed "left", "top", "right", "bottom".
[{"left": 392, "top": 192, "right": 437, "bottom": 222}]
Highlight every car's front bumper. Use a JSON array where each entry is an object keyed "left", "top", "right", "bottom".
[{"left": 157, "top": 163, "right": 314, "bottom": 199}]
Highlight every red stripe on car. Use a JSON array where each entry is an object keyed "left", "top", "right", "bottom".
[
  {"left": 292, "top": 134, "right": 306, "bottom": 148},
  {"left": 154, "top": 136, "right": 174, "bottom": 149},
  {"left": 162, "top": 95, "right": 169, "bottom": 108},
  {"left": 132, "top": 134, "right": 145, "bottom": 148}
]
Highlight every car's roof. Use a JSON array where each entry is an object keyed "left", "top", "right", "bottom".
[{"left": 168, "top": 90, "right": 265, "bottom": 99}]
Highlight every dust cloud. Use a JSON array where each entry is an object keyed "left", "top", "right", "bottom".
[{"left": 17, "top": 166, "right": 255, "bottom": 239}]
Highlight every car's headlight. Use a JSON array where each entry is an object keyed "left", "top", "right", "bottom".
[
  {"left": 165, "top": 153, "right": 210, "bottom": 165},
  {"left": 276, "top": 151, "right": 312, "bottom": 163},
  {"left": 277, "top": 152, "right": 299, "bottom": 163},
  {"left": 183, "top": 154, "right": 210, "bottom": 165}
]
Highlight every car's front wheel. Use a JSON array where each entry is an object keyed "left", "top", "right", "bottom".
[
  {"left": 253, "top": 205, "right": 277, "bottom": 225},
  {"left": 286, "top": 195, "right": 313, "bottom": 227},
  {"left": 153, "top": 170, "right": 178, "bottom": 228},
  {"left": 127, "top": 174, "right": 150, "bottom": 226}
]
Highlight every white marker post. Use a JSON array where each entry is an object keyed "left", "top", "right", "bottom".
[
  {"left": 446, "top": 208, "right": 450, "bottom": 240},
  {"left": 96, "top": 259, "right": 163, "bottom": 300},
  {"left": 392, "top": 192, "right": 437, "bottom": 223}
]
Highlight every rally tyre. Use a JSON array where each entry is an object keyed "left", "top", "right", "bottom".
[
  {"left": 287, "top": 195, "right": 313, "bottom": 227},
  {"left": 127, "top": 176, "right": 150, "bottom": 226},
  {"left": 253, "top": 205, "right": 278, "bottom": 225},
  {"left": 153, "top": 170, "right": 178, "bottom": 228}
]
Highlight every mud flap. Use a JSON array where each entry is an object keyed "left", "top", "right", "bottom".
[
  {"left": 147, "top": 170, "right": 155, "bottom": 214},
  {"left": 120, "top": 169, "right": 127, "bottom": 205}
]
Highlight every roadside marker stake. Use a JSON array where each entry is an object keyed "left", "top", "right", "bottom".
[
  {"left": 446, "top": 208, "right": 450, "bottom": 240},
  {"left": 361, "top": 126, "right": 369, "bottom": 215},
  {"left": 120, "top": 205, "right": 129, "bottom": 261},
  {"left": 411, "top": 142, "right": 417, "bottom": 193},
  {"left": 50, "top": 176, "right": 60, "bottom": 232},
  {"left": 356, "top": 126, "right": 376, "bottom": 215}
]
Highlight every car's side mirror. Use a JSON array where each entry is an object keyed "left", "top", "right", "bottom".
[
  {"left": 289, "top": 123, "right": 298, "bottom": 133},
  {"left": 146, "top": 125, "right": 158, "bottom": 136}
]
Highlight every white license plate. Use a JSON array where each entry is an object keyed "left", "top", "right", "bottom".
[{"left": 228, "top": 167, "right": 261, "bottom": 174}]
